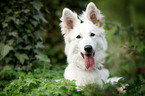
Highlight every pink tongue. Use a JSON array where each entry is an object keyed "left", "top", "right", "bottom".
[{"left": 84, "top": 53, "right": 95, "bottom": 70}]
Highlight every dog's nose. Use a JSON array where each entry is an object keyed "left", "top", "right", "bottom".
[{"left": 84, "top": 45, "right": 92, "bottom": 53}]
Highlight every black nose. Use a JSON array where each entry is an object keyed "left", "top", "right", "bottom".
[{"left": 84, "top": 45, "right": 92, "bottom": 53}]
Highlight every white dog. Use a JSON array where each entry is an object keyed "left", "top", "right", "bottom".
[{"left": 60, "top": 2, "right": 109, "bottom": 87}]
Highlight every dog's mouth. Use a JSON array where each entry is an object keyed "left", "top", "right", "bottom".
[{"left": 81, "top": 52, "right": 95, "bottom": 70}]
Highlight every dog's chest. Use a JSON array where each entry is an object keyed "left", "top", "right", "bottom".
[{"left": 64, "top": 64, "right": 108, "bottom": 86}]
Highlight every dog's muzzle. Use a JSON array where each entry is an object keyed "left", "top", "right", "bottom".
[{"left": 80, "top": 45, "right": 95, "bottom": 70}]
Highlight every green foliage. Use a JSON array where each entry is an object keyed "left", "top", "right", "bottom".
[
  {"left": 0, "top": 66, "right": 144, "bottom": 96},
  {"left": 0, "top": 66, "right": 77, "bottom": 96},
  {"left": 105, "top": 22, "right": 145, "bottom": 78},
  {"left": 0, "top": 0, "right": 46, "bottom": 71},
  {"left": 104, "top": 23, "right": 145, "bottom": 95},
  {"left": 0, "top": 43, "right": 13, "bottom": 58}
]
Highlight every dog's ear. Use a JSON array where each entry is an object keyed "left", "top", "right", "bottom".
[
  {"left": 85, "top": 2, "right": 104, "bottom": 26},
  {"left": 60, "top": 8, "right": 79, "bottom": 34}
]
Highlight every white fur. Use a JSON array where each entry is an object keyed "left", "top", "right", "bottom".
[{"left": 60, "top": 2, "right": 109, "bottom": 87}]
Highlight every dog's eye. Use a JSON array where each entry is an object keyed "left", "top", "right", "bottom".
[
  {"left": 76, "top": 35, "right": 81, "bottom": 39},
  {"left": 90, "top": 33, "right": 95, "bottom": 37}
]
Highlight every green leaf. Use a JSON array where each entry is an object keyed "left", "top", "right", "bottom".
[
  {"left": 33, "top": 14, "right": 40, "bottom": 21},
  {"left": 14, "top": 11, "right": 20, "bottom": 15},
  {"left": 38, "top": 10, "right": 47, "bottom": 23},
  {"left": 23, "top": 9, "right": 30, "bottom": 13},
  {"left": 15, "top": 19, "right": 20, "bottom": 25},
  {"left": 24, "top": 45, "right": 32, "bottom": 50},
  {"left": 9, "top": 32, "right": 18, "bottom": 37},
  {"left": 15, "top": 53, "right": 29, "bottom": 64},
  {"left": 0, "top": 44, "right": 13, "bottom": 58},
  {"left": 25, "top": 79, "right": 36, "bottom": 87},
  {"left": 7, "top": 40, "right": 14, "bottom": 45},
  {"left": 0, "top": 43, "right": 4, "bottom": 51},
  {"left": 36, "top": 42, "right": 44, "bottom": 48},
  {"left": 60, "top": 86, "right": 68, "bottom": 91},
  {"left": 31, "top": 20, "right": 38, "bottom": 27},
  {"left": 36, "top": 54, "right": 50, "bottom": 63},
  {"left": 31, "top": 1, "right": 43, "bottom": 11},
  {"left": 2, "top": 22, "right": 8, "bottom": 28}
]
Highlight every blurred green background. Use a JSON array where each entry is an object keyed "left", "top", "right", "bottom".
[{"left": 0, "top": 0, "right": 145, "bottom": 95}]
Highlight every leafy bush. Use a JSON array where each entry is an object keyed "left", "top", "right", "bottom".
[
  {"left": 105, "top": 23, "right": 145, "bottom": 95},
  {"left": 0, "top": 65, "right": 144, "bottom": 96},
  {"left": 0, "top": 0, "right": 46, "bottom": 71},
  {"left": 105, "top": 22, "right": 145, "bottom": 78}
]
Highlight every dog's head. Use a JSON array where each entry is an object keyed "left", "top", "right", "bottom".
[{"left": 60, "top": 2, "right": 107, "bottom": 70}]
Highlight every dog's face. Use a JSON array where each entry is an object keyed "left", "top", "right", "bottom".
[{"left": 60, "top": 2, "right": 107, "bottom": 70}]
